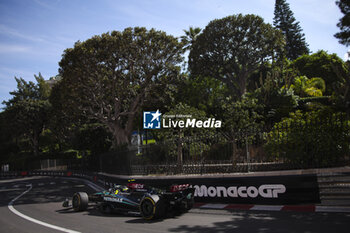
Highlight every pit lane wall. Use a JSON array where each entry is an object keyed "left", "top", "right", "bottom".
[{"left": 0, "top": 170, "right": 320, "bottom": 205}]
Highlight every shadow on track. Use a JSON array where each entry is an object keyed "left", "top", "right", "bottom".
[
  {"left": 168, "top": 210, "right": 350, "bottom": 233},
  {"left": 55, "top": 204, "right": 186, "bottom": 223},
  {"left": 0, "top": 177, "right": 97, "bottom": 208}
]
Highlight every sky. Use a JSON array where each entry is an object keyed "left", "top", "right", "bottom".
[{"left": 0, "top": 0, "right": 348, "bottom": 106}]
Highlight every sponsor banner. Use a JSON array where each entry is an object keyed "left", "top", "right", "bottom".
[
  {"left": 129, "top": 175, "right": 320, "bottom": 205},
  {"left": 193, "top": 184, "right": 286, "bottom": 199}
]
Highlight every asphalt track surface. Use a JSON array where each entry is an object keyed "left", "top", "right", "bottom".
[{"left": 1, "top": 177, "right": 350, "bottom": 233}]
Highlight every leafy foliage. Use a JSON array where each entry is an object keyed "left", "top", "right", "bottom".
[
  {"left": 181, "top": 26, "right": 202, "bottom": 51},
  {"left": 178, "top": 75, "right": 229, "bottom": 117},
  {"left": 332, "top": 60, "right": 350, "bottom": 111},
  {"left": 291, "top": 50, "right": 347, "bottom": 95},
  {"left": 221, "top": 96, "right": 264, "bottom": 139},
  {"left": 290, "top": 76, "right": 326, "bottom": 97},
  {"left": 72, "top": 123, "right": 112, "bottom": 155},
  {"left": 2, "top": 74, "right": 51, "bottom": 156},
  {"left": 189, "top": 14, "right": 285, "bottom": 98},
  {"left": 335, "top": 0, "right": 350, "bottom": 46},
  {"left": 265, "top": 110, "right": 350, "bottom": 166},
  {"left": 252, "top": 68, "right": 298, "bottom": 126},
  {"left": 58, "top": 27, "right": 184, "bottom": 147}
]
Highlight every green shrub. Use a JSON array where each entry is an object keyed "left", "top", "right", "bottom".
[{"left": 265, "top": 110, "right": 350, "bottom": 167}]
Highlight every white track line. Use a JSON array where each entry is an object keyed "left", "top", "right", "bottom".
[
  {"left": 316, "top": 206, "right": 350, "bottom": 213},
  {"left": 200, "top": 203, "right": 228, "bottom": 209},
  {"left": 8, "top": 184, "right": 81, "bottom": 233}
]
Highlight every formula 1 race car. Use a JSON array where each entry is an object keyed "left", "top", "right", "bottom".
[{"left": 62, "top": 181, "right": 195, "bottom": 220}]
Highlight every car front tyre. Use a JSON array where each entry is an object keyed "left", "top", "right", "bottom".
[{"left": 72, "top": 192, "right": 89, "bottom": 211}]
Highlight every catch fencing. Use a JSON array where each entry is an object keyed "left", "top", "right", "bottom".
[
  {"left": 99, "top": 114, "right": 350, "bottom": 175},
  {"left": 2, "top": 114, "right": 349, "bottom": 175}
]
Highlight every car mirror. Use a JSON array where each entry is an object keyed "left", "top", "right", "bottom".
[{"left": 62, "top": 198, "right": 69, "bottom": 207}]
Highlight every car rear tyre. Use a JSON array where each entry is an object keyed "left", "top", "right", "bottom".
[
  {"left": 140, "top": 197, "right": 156, "bottom": 220},
  {"left": 72, "top": 192, "right": 89, "bottom": 211},
  {"left": 140, "top": 196, "right": 167, "bottom": 220}
]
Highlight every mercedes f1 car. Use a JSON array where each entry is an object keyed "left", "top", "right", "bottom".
[{"left": 62, "top": 181, "right": 195, "bottom": 220}]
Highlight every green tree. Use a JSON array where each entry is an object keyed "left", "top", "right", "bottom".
[
  {"left": 49, "top": 75, "right": 90, "bottom": 152},
  {"left": 70, "top": 123, "right": 112, "bottom": 170},
  {"left": 58, "top": 27, "right": 183, "bottom": 148},
  {"left": 189, "top": 14, "right": 285, "bottom": 98},
  {"left": 72, "top": 123, "right": 111, "bottom": 155},
  {"left": 222, "top": 96, "right": 264, "bottom": 138},
  {"left": 178, "top": 75, "right": 229, "bottom": 117},
  {"left": 335, "top": 0, "right": 350, "bottom": 46},
  {"left": 219, "top": 96, "right": 264, "bottom": 164},
  {"left": 291, "top": 50, "right": 346, "bottom": 96},
  {"left": 273, "top": 0, "right": 310, "bottom": 60},
  {"left": 2, "top": 73, "right": 51, "bottom": 156}
]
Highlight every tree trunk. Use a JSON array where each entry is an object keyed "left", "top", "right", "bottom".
[
  {"left": 111, "top": 127, "right": 130, "bottom": 150},
  {"left": 106, "top": 117, "right": 135, "bottom": 150},
  {"left": 31, "top": 129, "right": 40, "bottom": 157},
  {"left": 238, "top": 73, "right": 248, "bottom": 97}
]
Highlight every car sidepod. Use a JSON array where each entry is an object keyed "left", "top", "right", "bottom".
[{"left": 98, "top": 191, "right": 140, "bottom": 213}]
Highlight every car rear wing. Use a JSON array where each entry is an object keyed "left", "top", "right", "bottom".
[
  {"left": 127, "top": 180, "right": 193, "bottom": 193},
  {"left": 170, "top": 184, "right": 190, "bottom": 192}
]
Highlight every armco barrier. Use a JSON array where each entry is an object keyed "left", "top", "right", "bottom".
[
  {"left": 0, "top": 170, "right": 100, "bottom": 184},
  {"left": 0, "top": 170, "right": 320, "bottom": 205},
  {"left": 99, "top": 173, "right": 320, "bottom": 205}
]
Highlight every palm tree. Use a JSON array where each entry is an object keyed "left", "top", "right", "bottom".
[
  {"left": 181, "top": 26, "right": 202, "bottom": 51},
  {"left": 290, "top": 76, "right": 326, "bottom": 97}
]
